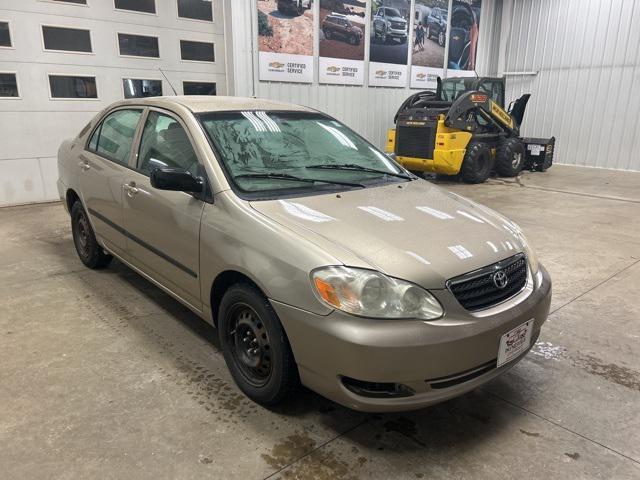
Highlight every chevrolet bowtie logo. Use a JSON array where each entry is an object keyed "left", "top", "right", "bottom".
[
  {"left": 376, "top": 70, "right": 386, "bottom": 75},
  {"left": 327, "top": 66, "right": 340, "bottom": 73},
  {"left": 269, "top": 62, "right": 284, "bottom": 68},
  {"left": 417, "top": 73, "right": 426, "bottom": 79}
]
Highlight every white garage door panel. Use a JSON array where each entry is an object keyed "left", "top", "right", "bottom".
[{"left": 0, "top": 157, "right": 57, "bottom": 207}]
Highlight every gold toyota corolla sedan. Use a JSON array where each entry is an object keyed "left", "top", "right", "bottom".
[{"left": 57, "top": 96, "right": 551, "bottom": 412}]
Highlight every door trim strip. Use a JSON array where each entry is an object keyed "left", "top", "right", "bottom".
[{"left": 88, "top": 208, "right": 198, "bottom": 278}]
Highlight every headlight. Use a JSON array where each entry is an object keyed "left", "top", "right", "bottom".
[{"left": 311, "top": 266, "right": 443, "bottom": 320}]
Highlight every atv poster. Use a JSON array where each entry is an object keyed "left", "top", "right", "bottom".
[
  {"left": 368, "top": 0, "right": 411, "bottom": 87},
  {"left": 257, "top": 0, "right": 314, "bottom": 83},
  {"left": 410, "top": 0, "right": 446, "bottom": 89},
  {"left": 318, "top": 1, "right": 367, "bottom": 85},
  {"left": 448, "top": 0, "right": 482, "bottom": 74}
]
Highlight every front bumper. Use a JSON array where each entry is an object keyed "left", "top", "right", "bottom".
[
  {"left": 272, "top": 265, "right": 551, "bottom": 412},
  {"left": 387, "top": 27, "right": 407, "bottom": 38}
]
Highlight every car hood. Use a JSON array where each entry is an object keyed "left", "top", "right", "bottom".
[
  {"left": 249, "top": 180, "right": 526, "bottom": 289},
  {"left": 389, "top": 16, "right": 406, "bottom": 23}
]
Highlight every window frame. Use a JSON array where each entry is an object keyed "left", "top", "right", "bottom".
[
  {"left": 121, "top": 77, "right": 163, "bottom": 99},
  {"left": 0, "top": 71, "right": 21, "bottom": 99},
  {"left": 116, "top": 31, "right": 161, "bottom": 59},
  {"left": 176, "top": 0, "right": 214, "bottom": 23},
  {"left": 0, "top": 19, "right": 14, "bottom": 49},
  {"left": 38, "top": 0, "right": 89, "bottom": 6},
  {"left": 113, "top": 0, "right": 157, "bottom": 16},
  {"left": 182, "top": 80, "right": 217, "bottom": 96},
  {"left": 41, "top": 24, "right": 94, "bottom": 55},
  {"left": 85, "top": 106, "right": 146, "bottom": 167},
  {"left": 179, "top": 39, "right": 215, "bottom": 64},
  {"left": 47, "top": 73, "right": 99, "bottom": 101}
]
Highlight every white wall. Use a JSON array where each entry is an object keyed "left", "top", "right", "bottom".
[
  {"left": 0, "top": 0, "right": 226, "bottom": 206},
  {"left": 498, "top": 0, "right": 640, "bottom": 171},
  {"left": 226, "top": 0, "right": 500, "bottom": 151}
]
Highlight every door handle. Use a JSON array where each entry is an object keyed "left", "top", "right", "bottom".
[
  {"left": 123, "top": 182, "right": 139, "bottom": 196},
  {"left": 79, "top": 160, "right": 90, "bottom": 171}
]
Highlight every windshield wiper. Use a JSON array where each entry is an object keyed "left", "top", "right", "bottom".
[
  {"left": 306, "top": 163, "right": 412, "bottom": 180},
  {"left": 234, "top": 173, "right": 365, "bottom": 188}
]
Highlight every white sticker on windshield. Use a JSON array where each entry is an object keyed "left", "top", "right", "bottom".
[{"left": 279, "top": 201, "right": 335, "bottom": 223}]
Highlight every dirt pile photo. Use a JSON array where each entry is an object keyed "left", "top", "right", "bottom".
[{"left": 258, "top": 0, "right": 314, "bottom": 56}]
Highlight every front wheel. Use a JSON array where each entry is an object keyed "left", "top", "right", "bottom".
[
  {"left": 496, "top": 137, "right": 525, "bottom": 177},
  {"left": 219, "top": 284, "right": 299, "bottom": 406},
  {"left": 460, "top": 141, "right": 493, "bottom": 183},
  {"left": 71, "top": 201, "right": 112, "bottom": 269},
  {"left": 426, "top": 26, "right": 431, "bottom": 38},
  {"left": 296, "top": 1, "right": 303, "bottom": 15},
  {"left": 438, "top": 30, "right": 445, "bottom": 46},
  {"left": 349, "top": 34, "right": 357, "bottom": 45},
  {"left": 324, "top": 28, "right": 331, "bottom": 39}
]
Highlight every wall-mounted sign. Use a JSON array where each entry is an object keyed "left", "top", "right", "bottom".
[
  {"left": 318, "top": 0, "right": 367, "bottom": 85},
  {"left": 257, "top": 0, "right": 314, "bottom": 83},
  {"left": 410, "top": 0, "right": 446, "bottom": 89},
  {"left": 368, "top": 0, "right": 410, "bottom": 87}
]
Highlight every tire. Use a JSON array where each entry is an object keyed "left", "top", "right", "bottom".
[
  {"left": 296, "top": 1, "right": 303, "bottom": 15},
  {"left": 381, "top": 28, "right": 387, "bottom": 43},
  {"left": 460, "top": 141, "right": 493, "bottom": 184},
  {"left": 71, "top": 201, "right": 112, "bottom": 269},
  {"left": 324, "top": 28, "right": 331, "bottom": 39},
  {"left": 349, "top": 34, "right": 357, "bottom": 45},
  {"left": 438, "top": 30, "right": 445, "bottom": 46},
  {"left": 426, "top": 26, "right": 431, "bottom": 38},
  {"left": 496, "top": 137, "right": 526, "bottom": 177},
  {"left": 218, "top": 283, "right": 298, "bottom": 406}
]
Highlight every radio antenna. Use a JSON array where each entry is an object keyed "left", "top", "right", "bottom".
[{"left": 158, "top": 68, "right": 178, "bottom": 95}]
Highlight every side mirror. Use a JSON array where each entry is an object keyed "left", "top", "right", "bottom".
[{"left": 150, "top": 167, "right": 203, "bottom": 193}]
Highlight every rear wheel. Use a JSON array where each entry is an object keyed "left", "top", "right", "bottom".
[
  {"left": 219, "top": 284, "right": 298, "bottom": 406},
  {"left": 349, "top": 34, "right": 357, "bottom": 45},
  {"left": 71, "top": 201, "right": 112, "bottom": 269},
  {"left": 496, "top": 137, "right": 525, "bottom": 177},
  {"left": 460, "top": 141, "right": 493, "bottom": 183},
  {"left": 324, "top": 28, "right": 331, "bottom": 39}
]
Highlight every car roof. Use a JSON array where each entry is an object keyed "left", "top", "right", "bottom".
[{"left": 113, "top": 96, "right": 315, "bottom": 114}]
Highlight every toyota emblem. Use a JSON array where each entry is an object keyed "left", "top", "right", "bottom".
[{"left": 493, "top": 270, "right": 508, "bottom": 289}]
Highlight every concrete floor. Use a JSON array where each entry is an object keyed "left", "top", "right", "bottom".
[{"left": 1, "top": 164, "right": 639, "bottom": 479}]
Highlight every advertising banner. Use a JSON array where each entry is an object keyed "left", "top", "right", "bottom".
[
  {"left": 318, "top": 0, "right": 367, "bottom": 85},
  {"left": 410, "top": 0, "right": 447, "bottom": 89},
  {"left": 257, "top": 0, "right": 314, "bottom": 83},
  {"left": 448, "top": 0, "right": 482, "bottom": 74},
  {"left": 368, "top": 0, "right": 411, "bottom": 87}
]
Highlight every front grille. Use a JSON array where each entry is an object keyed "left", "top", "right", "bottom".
[
  {"left": 448, "top": 254, "right": 528, "bottom": 311},
  {"left": 390, "top": 21, "right": 405, "bottom": 29},
  {"left": 395, "top": 123, "right": 436, "bottom": 159}
]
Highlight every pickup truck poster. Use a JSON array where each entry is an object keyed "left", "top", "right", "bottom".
[
  {"left": 257, "top": 0, "right": 314, "bottom": 83},
  {"left": 319, "top": 0, "right": 367, "bottom": 85},
  {"left": 448, "top": 0, "right": 481, "bottom": 73},
  {"left": 368, "top": 0, "right": 411, "bottom": 87},
  {"left": 410, "top": 0, "right": 446, "bottom": 89}
]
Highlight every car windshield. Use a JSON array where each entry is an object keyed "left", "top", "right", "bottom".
[
  {"left": 199, "top": 111, "right": 408, "bottom": 199},
  {"left": 387, "top": 8, "right": 401, "bottom": 17}
]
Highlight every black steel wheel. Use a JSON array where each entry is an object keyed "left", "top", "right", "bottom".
[
  {"left": 219, "top": 284, "right": 298, "bottom": 405},
  {"left": 496, "top": 137, "right": 526, "bottom": 177},
  {"left": 71, "top": 201, "right": 112, "bottom": 269},
  {"left": 460, "top": 141, "right": 493, "bottom": 183}
]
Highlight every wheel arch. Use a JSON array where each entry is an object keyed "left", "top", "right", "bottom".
[
  {"left": 210, "top": 270, "right": 266, "bottom": 327},
  {"left": 66, "top": 188, "right": 81, "bottom": 212}
]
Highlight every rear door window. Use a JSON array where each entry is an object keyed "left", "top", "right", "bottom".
[{"left": 88, "top": 109, "right": 142, "bottom": 166}]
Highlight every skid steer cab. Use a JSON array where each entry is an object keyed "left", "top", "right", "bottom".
[{"left": 386, "top": 76, "right": 552, "bottom": 183}]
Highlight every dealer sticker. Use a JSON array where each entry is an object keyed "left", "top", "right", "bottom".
[{"left": 497, "top": 319, "right": 534, "bottom": 367}]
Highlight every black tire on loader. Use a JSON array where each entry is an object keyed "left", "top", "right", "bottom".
[
  {"left": 460, "top": 141, "right": 493, "bottom": 184},
  {"left": 496, "top": 137, "right": 526, "bottom": 177}
]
